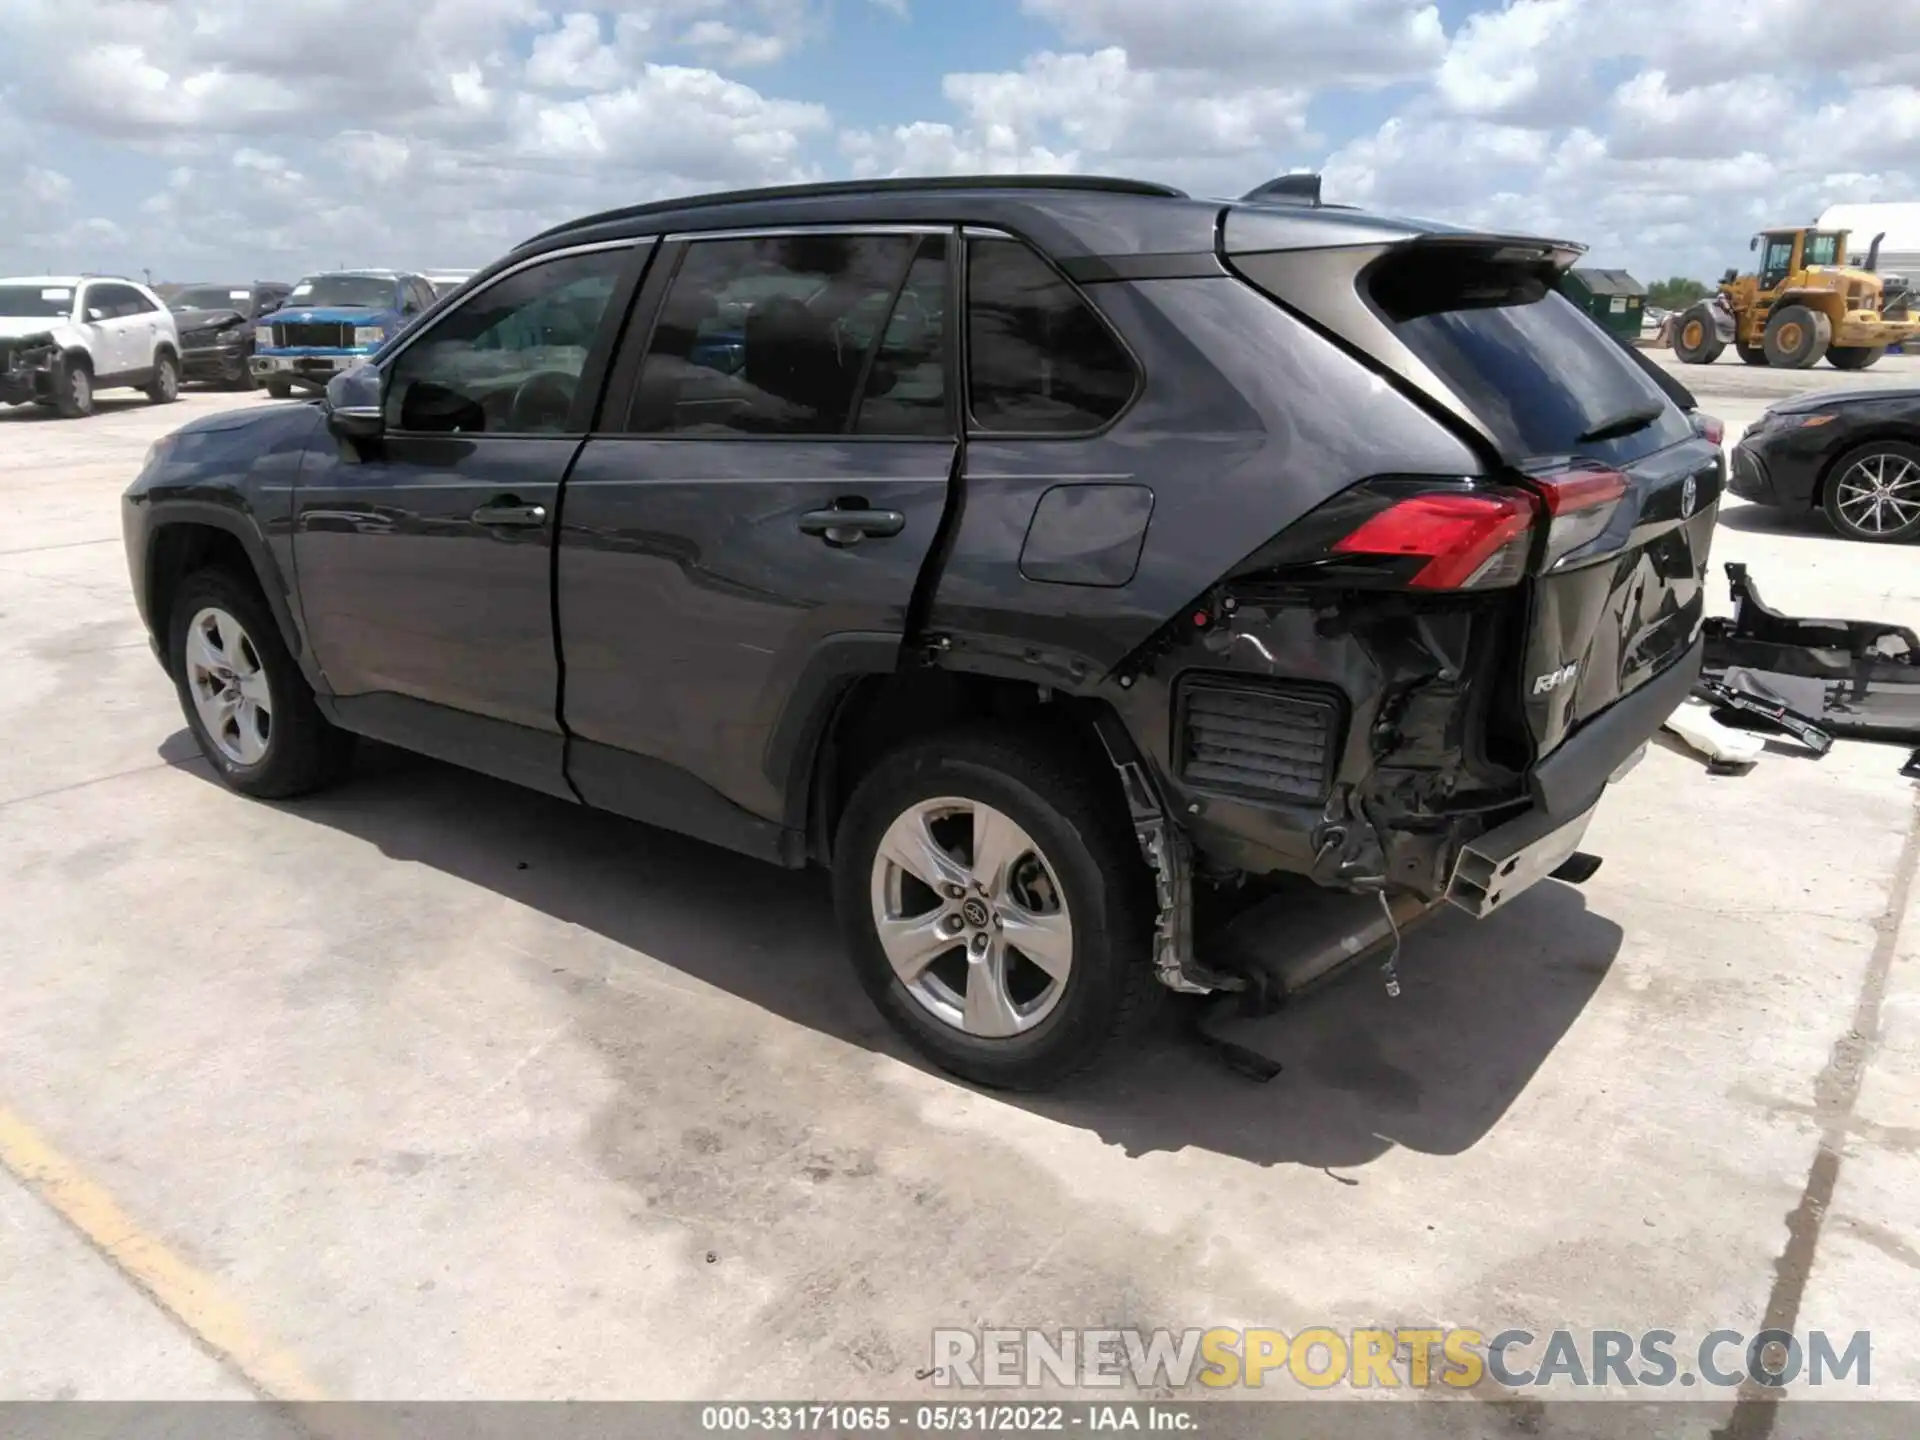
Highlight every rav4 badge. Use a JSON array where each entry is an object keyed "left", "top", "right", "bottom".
[{"left": 1532, "top": 662, "right": 1580, "bottom": 696}]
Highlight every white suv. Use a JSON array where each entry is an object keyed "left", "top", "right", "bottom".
[{"left": 0, "top": 275, "right": 183, "bottom": 418}]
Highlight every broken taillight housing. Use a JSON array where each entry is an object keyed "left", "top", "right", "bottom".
[
  {"left": 1527, "top": 463, "right": 1629, "bottom": 570},
  {"left": 1329, "top": 485, "right": 1538, "bottom": 589}
]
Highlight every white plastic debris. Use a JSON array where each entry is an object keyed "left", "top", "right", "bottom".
[{"left": 1664, "top": 698, "right": 1766, "bottom": 771}]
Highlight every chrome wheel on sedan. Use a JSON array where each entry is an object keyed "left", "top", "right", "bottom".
[
  {"left": 869, "top": 797, "right": 1074, "bottom": 1039},
  {"left": 1826, "top": 443, "right": 1920, "bottom": 543},
  {"left": 185, "top": 606, "right": 274, "bottom": 766}
]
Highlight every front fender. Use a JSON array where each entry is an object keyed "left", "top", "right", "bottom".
[{"left": 123, "top": 403, "right": 329, "bottom": 688}]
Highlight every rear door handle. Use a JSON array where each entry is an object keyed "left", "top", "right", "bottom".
[
  {"left": 472, "top": 500, "right": 548, "bottom": 528},
  {"left": 798, "top": 507, "right": 905, "bottom": 544}
]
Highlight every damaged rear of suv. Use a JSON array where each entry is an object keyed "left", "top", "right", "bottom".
[{"left": 123, "top": 174, "right": 1717, "bottom": 1091}]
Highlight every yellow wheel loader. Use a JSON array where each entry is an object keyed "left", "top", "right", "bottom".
[{"left": 1671, "top": 226, "right": 1920, "bottom": 370}]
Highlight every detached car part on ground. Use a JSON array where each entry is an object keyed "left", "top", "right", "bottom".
[
  {"left": 1701, "top": 564, "right": 1920, "bottom": 748},
  {"left": 122, "top": 174, "right": 1719, "bottom": 1090},
  {"left": 1730, "top": 385, "right": 1920, "bottom": 543},
  {"left": 1, "top": 277, "right": 182, "bottom": 417}
]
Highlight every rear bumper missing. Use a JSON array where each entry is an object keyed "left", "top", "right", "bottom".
[{"left": 1445, "top": 635, "right": 1701, "bottom": 917}]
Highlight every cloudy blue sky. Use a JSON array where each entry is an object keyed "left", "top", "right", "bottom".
[{"left": 1, "top": 0, "right": 1914, "bottom": 285}]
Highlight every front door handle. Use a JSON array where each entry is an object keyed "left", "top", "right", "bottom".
[
  {"left": 798, "top": 507, "right": 905, "bottom": 545},
  {"left": 472, "top": 500, "right": 548, "bottom": 528}
]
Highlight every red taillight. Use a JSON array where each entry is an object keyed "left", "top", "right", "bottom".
[
  {"left": 1331, "top": 490, "right": 1538, "bottom": 589},
  {"left": 1690, "top": 412, "right": 1725, "bottom": 445},
  {"left": 1535, "top": 467, "right": 1628, "bottom": 515},
  {"left": 1529, "top": 465, "right": 1629, "bottom": 568}
]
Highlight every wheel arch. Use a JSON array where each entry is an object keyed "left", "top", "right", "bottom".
[
  {"left": 790, "top": 661, "right": 1142, "bottom": 869},
  {"left": 143, "top": 506, "right": 315, "bottom": 688}
]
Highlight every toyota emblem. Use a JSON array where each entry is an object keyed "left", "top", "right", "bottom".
[{"left": 1680, "top": 473, "right": 1697, "bottom": 519}]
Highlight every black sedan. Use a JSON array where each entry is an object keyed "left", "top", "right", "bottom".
[
  {"left": 1730, "top": 388, "right": 1920, "bottom": 543},
  {"left": 166, "top": 282, "right": 291, "bottom": 389}
]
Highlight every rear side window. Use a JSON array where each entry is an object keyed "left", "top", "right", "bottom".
[
  {"left": 628, "top": 232, "right": 927, "bottom": 437},
  {"left": 1370, "top": 250, "right": 1691, "bottom": 465},
  {"left": 966, "top": 238, "right": 1136, "bottom": 434}
]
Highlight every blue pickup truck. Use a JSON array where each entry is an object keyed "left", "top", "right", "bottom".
[{"left": 249, "top": 269, "right": 435, "bottom": 398}]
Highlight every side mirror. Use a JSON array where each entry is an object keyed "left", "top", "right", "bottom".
[
  {"left": 1749, "top": 236, "right": 1759, "bottom": 252},
  {"left": 324, "top": 366, "right": 384, "bottom": 442}
]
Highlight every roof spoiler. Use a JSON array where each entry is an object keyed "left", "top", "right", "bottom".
[{"left": 1241, "top": 172, "right": 1322, "bottom": 207}]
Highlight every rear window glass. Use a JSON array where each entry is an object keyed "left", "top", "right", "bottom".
[
  {"left": 1369, "top": 251, "right": 1692, "bottom": 465},
  {"left": 967, "top": 238, "right": 1136, "bottom": 433}
]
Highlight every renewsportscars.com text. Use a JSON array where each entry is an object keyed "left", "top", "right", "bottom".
[{"left": 929, "top": 1327, "right": 1872, "bottom": 1392}]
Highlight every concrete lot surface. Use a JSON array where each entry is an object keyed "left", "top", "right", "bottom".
[{"left": 1, "top": 362, "right": 1916, "bottom": 1416}]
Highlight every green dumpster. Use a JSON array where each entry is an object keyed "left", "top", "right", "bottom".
[{"left": 1561, "top": 268, "right": 1648, "bottom": 340}]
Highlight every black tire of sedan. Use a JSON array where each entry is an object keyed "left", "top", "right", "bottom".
[
  {"left": 833, "top": 728, "right": 1159, "bottom": 1091},
  {"left": 1821, "top": 440, "right": 1920, "bottom": 543},
  {"left": 147, "top": 351, "right": 180, "bottom": 404},
  {"left": 168, "top": 568, "right": 354, "bottom": 798},
  {"left": 265, "top": 378, "right": 293, "bottom": 399},
  {"left": 1671, "top": 305, "right": 1723, "bottom": 364},
  {"left": 55, "top": 358, "right": 93, "bottom": 418}
]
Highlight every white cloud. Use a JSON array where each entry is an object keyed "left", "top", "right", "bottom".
[{"left": 1025, "top": 0, "right": 1446, "bottom": 86}]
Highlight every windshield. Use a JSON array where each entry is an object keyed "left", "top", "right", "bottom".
[
  {"left": 1804, "top": 233, "right": 1842, "bottom": 267},
  {"left": 289, "top": 275, "right": 395, "bottom": 309},
  {"left": 170, "top": 286, "right": 252, "bottom": 312},
  {"left": 0, "top": 284, "right": 76, "bottom": 319},
  {"left": 1370, "top": 250, "right": 1692, "bottom": 466}
]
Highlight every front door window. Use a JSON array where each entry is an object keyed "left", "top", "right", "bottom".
[{"left": 383, "top": 247, "right": 631, "bottom": 434}]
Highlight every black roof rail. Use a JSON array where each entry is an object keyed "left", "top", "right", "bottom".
[
  {"left": 1240, "top": 172, "right": 1322, "bottom": 207},
  {"left": 519, "top": 172, "right": 1190, "bottom": 248}
]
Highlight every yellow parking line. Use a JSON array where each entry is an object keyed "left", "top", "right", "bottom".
[{"left": 0, "top": 1102, "right": 326, "bottom": 1402}]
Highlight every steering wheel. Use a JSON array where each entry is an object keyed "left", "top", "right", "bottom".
[{"left": 506, "top": 371, "right": 577, "bottom": 431}]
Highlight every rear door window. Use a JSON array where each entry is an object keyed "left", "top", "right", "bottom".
[
  {"left": 966, "top": 238, "right": 1136, "bottom": 434},
  {"left": 1369, "top": 250, "right": 1692, "bottom": 466},
  {"left": 627, "top": 232, "right": 920, "bottom": 436}
]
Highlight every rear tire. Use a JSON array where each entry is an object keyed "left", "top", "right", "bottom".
[
  {"left": 265, "top": 377, "right": 293, "bottom": 399},
  {"left": 167, "top": 568, "right": 354, "bottom": 798},
  {"left": 832, "top": 728, "right": 1158, "bottom": 1090},
  {"left": 1763, "top": 304, "right": 1831, "bottom": 368},
  {"left": 146, "top": 351, "right": 180, "bottom": 404},
  {"left": 1672, "top": 305, "right": 1724, "bottom": 364},
  {"left": 54, "top": 357, "right": 94, "bottom": 418},
  {"left": 1737, "top": 343, "right": 1769, "bottom": 366},
  {"left": 1821, "top": 440, "right": 1920, "bottom": 543},
  {"left": 1826, "top": 345, "right": 1884, "bottom": 371}
]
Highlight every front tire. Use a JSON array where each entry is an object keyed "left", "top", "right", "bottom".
[
  {"left": 265, "top": 377, "right": 293, "bottom": 400},
  {"left": 1826, "top": 345, "right": 1884, "bottom": 371},
  {"left": 54, "top": 358, "right": 94, "bottom": 418},
  {"left": 832, "top": 729, "right": 1157, "bottom": 1090},
  {"left": 146, "top": 351, "right": 180, "bottom": 404},
  {"left": 1822, "top": 441, "right": 1920, "bottom": 543},
  {"left": 168, "top": 568, "right": 353, "bottom": 797},
  {"left": 1763, "top": 304, "right": 1831, "bottom": 368},
  {"left": 1672, "top": 305, "right": 1724, "bottom": 364}
]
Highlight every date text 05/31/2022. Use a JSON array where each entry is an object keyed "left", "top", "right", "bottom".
[{"left": 700, "top": 1405, "right": 1195, "bottom": 1432}]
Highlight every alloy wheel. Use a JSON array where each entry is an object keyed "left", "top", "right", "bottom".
[
  {"left": 185, "top": 606, "right": 274, "bottom": 765},
  {"left": 868, "top": 797, "right": 1074, "bottom": 1039},
  {"left": 1834, "top": 452, "right": 1920, "bottom": 536}
]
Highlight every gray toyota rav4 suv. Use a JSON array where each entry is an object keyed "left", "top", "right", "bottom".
[{"left": 122, "top": 174, "right": 1717, "bottom": 1089}]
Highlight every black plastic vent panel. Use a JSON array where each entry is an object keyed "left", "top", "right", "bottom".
[{"left": 1176, "top": 680, "right": 1342, "bottom": 804}]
